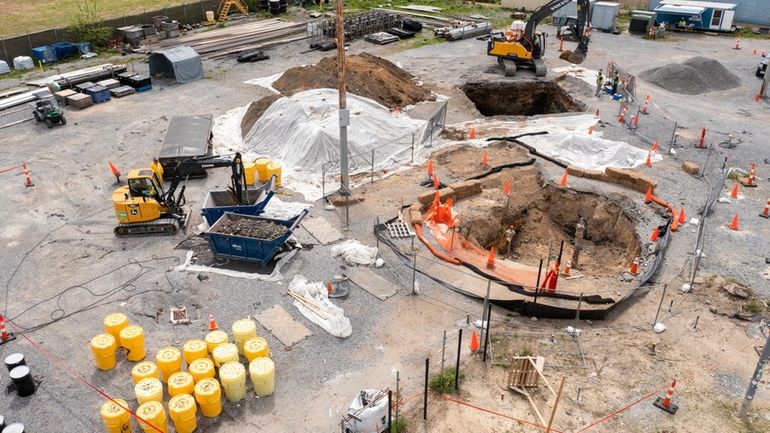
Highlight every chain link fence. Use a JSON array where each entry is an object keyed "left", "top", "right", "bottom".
[{"left": 321, "top": 101, "right": 447, "bottom": 197}]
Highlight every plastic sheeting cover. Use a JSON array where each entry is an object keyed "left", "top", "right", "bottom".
[
  {"left": 288, "top": 275, "right": 352, "bottom": 338},
  {"left": 331, "top": 239, "right": 378, "bottom": 266}
]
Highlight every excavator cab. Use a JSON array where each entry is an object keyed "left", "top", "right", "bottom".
[{"left": 113, "top": 169, "right": 168, "bottom": 225}]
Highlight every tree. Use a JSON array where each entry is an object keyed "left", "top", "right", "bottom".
[{"left": 65, "top": 0, "right": 113, "bottom": 48}]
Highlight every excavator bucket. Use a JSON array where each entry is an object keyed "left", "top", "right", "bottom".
[{"left": 568, "top": 40, "right": 589, "bottom": 64}]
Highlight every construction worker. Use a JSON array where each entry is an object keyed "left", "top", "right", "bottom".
[
  {"left": 595, "top": 69, "right": 604, "bottom": 97},
  {"left": 612, "top": 70, "right": 620, "bottom": 95}
]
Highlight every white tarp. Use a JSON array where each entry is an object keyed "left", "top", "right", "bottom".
[
  {"left": 288, "top": 275, "right": 352, "bottom": 338},
  {"left": 331, "top": 239, "right": 378, "bottom": 266}
]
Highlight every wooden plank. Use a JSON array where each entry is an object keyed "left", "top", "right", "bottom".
[
  {"left": 346, "top": 267, "right": 398, "bottom": 301},
  {"left": 255, "top": 304, "right": 312, "bottom": 347}
]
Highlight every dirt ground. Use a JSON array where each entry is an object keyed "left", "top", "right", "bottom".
[{"left": 2, "top": 12, "right": 770, "bottom": 433}]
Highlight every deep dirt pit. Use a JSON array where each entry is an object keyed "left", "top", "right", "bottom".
[
  {"left": 460, "top": 80, "right": 584, "bottom": 116},
  {"left": 454, "top": 183, "right": 640, "bottom": 277}
]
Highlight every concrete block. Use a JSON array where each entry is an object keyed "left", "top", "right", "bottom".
[{"left": 450, "top": 179, "right": 482, "bottom": 200}]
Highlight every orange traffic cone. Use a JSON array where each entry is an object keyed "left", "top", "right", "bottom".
[
  {"left": 645, "top": 152, "right": 652, "bottom": 168},
  {"left": 629, "top": 257, "right": 639, "bottom": 275},
  {"left": 486, "top": 247, "right": 495, "bottom": 269},
  {"left": 325, "top": 281, "right": 334, "bottom": 294},
  {"left": 208, "top": 314, "right": 218, "bottom": 331},
  {"left": 760, "top": 200, "right": 770, "bottom": 218},
  {"left": 503, "top": 180, "right": 510, "bottom": 197},
  {"left": 678, "top": 208, "right": 686, "bottom": 224},
  {"left": 729, "top": 213, "right": 739, "bottom": 231},
  {"left": 588, "top": 126, "right": 593, "bottom": 135},
  {"left": 433, "top": 173, "right": 440, "bottom": 189},
  {"left": 427, "top": 160, "right": 434, "bottom": 177},
  {"left": 559, "top": 170, "right": 568, "bottom": 187},
  {"left": 644, "top": 186, "right": 653, "bottom": 203},
  {"left": 651, "top": 140, "right": 659, "bottom": 153},
  {"left": 108, "top": 161, "right": 121, "bottom": 183},
  {"left": 650, "top": 227, "right": 659, "bottom": 242},
  {"left": 469, "top": 128, "right": 477, "bottom": 140},
  {"left": 562, "top": 259, "right": 572, "bottom": 276},
  {"left": 22, "top": 163, "right": 34, "bottom": 187},
  {"left": 746, "top": 173, "right": 755, "bottom": 187},
  {"left": 481, "top": 151, "right": 489, "bottom": 166},
  {"left": 730, "top": 183, "right": 739, "bottom": 199},
  {"left": 469, "top": 330, "right": 480, "bottom": 352}
]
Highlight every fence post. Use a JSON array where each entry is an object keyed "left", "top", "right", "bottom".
[
  {"left": 483, "top": 303, "right": 492, "bottom": 362},
  {"left": 700, "top": 144, "right": 711, "bottom": 178},
  {"left": 653, "top": 284, "right": 667, "bottom": 326},
  {"left": 455, "top": 328, "right": 462, "bottom": 391},
  {"left": 423, "top": 358, "right": 429, "bottom": 420},
  {"left": 410, "top": 252, "right": 417, "bottom": 295},
  {"left": 387, "top": 390, "right": 392, "bottom": 433},
  {"left": 371, "top": 149, "right": 375, "bottom": 184},
  {"left": 395, "top": 371, "right": 400, "bottom": 425},
  {"left": 480, "top": 280, "right": 491, "bottom": 350},
  {"left": 669, "top": 121, "right": 678, "bottom": 154},
  {"left": 410, "top": 132, "right": 415, "bottom": 164}
]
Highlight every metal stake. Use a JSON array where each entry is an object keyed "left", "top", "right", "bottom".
[
  {"left": 423, "top": 358, "right": 429, "bottom": 420},
  {"left": 387, "top": 390, "right": 392, "bottom": 433},
  {"left": 739, "top": 332, "right": 770, "bottom": 419},
  {"left": 410, "top": 252, "right": 417, "bottom": 295},
  {"left": 483, "top": 303, "right": 492, "bottom": 362},
  {"left": 480, "top": 280, "right": 491, "bottom": 351},
  {"left": 455, "top": 329, "right": 462, "bottom": 391},
  {"left": 440, "top": 330, "right": 447, "bottom": 391},
  {"left": 653, "top": 284, "right": 668, "bottom": 326},
  {"left": 395, "top": 371, "right": 400, "bottom": 425},
  {"left": 669, "top": 121, "right": 678, "bottom": 154}
]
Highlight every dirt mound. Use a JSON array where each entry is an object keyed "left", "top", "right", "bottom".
[
  {"left": 640, "top": 56, "right": 740, "bottom": 95},
  {"left": 272, "top": 52, "right": 434, "bottom": 109},
  {"left": 241, "top": 93, "right": 282, "bottom": 138}
]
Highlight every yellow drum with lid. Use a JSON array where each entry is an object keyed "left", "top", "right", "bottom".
[
  {"left": 100, "top": 398, "right": 131, "bottom": 433},
  {"left": 131, "top": 361, "right": 159, "bottom": 384},
  {"left": 103, "top": 313, "right": 128, "bottom": 346},
  {"left": 244, "top": 161, "right": 257, "bottom": 186},
  {"left": 182, "top": 339, "right": 207, "bottom": 365},
  {"left": 231, "top": 318, "right": 257, "bottom": 355},
  {"left": 136, "top": 400, "right": 169, "bottom": 433},
  {"left": 194, "top": 378, "right": 222, "bottom": 418},
  {"left": 156, "top": 346, "right": 182, "bottom": 383},
  {"left": 243, "top": 337, "right": 269, "bottom": 362},
  {"left": 249, "top": 357, "right": 275, "bottom": 397},
  {"left": 255, "top": 158, "right": 270, "bottom": 182},
  {"left": 266, "top": 161, "right": 282, "bottom": 187},
  {"left": 168, "top": 371, "right": 195, "bottom": 397},
  {"left": 168, "top": 393, "right": 197, "bottom": 433},
  {"left": 189, "top": 357, "right": 215, "bottom": 383},
  {"left": 219, "top": 362, "right": 247, "bottom": 402},
  {"left": 211, "top": 343, "right": 239, "bottom": 368},
  {"left": 204, "top": 330, "right": 228, "bottom": 354},
  {"left": 135, "top": 377, "right": 163, "bottom": 404},
  {"left": 119, "top": 325, "right": 145, "bottom": 361},
  {"left": 90, "top": 333, "right": 117, "bottom": 371}
]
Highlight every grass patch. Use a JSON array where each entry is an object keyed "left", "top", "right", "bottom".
[
  {"left": 736, "top": 28, "right": 770, "bottom": 40},
  {"left": 429, "top": 367, "right": 464, "bottom": 394},
  {"left": 391, "top": 418, "right": 408, "bottom": 433},
  {"left": 745, "top": 301, "right": 764, "bottom": 314},
  {"left": 616, "top": 12, "right": 630, "bottom": 32},
  {"left": 518, "top": 346, "right": 533, "bottom": 357}
]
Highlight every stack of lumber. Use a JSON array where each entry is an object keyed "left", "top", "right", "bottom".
[
  {"left": 150, "top": 19, "right": 307, "bottom": 59},
  {"left": 26, "top": 64, "right": 127, "bottom": 89}
]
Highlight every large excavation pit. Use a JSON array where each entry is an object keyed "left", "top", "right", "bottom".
[{"left": 461, "top": 81, "right": 585, "bottom": 116}]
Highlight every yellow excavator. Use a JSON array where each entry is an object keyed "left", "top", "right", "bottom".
[
  {"left": 487, "top": 0, "right": 591, "bottom": 77},
  {"left": 112, "top": 153, "right": 246, "bottom": 237}
]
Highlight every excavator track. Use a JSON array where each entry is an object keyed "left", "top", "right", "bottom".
[{"left": 114, "top": 218, "right": 181, "bottom": 238}]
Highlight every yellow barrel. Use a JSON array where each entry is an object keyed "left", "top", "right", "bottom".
[
  {"left": 137, "top": 400, "right": 169, "bottom": 433},
  {"left": 90, "top": 333, "right": 117, "bottom": 371},
  {"left": 255, "top": 158, "right": 270, "bottom": 182},
  {"left": 219, "top": 362, "right": 247, "bottom": 402},
  {"left": 194, "top": 378, "right": 223, "bottom": 418},
  {"left": 243, "top": 337, "right": 269, "bottom": 362},
  {"left": 156, "top": 347, "right": 182, "bottom": 383},
  {"left": 135, "top": 377, "right": 163, "bottom": 405},
  {"left": 182, "top": 339, "right": 207, "bottom": 365},
  {"left": 204, "top": 330, "right": 228, "bottom": 354},
  {"left": 212, "top": 343, "right": 239, "bottom": 368},
  {"left": 131, "top": 361, "right": 159, "bottom": 384},
  {"left": 119, "top": 325, "right": 145, "bottom": 361},
  {"left": 103, "top": 313, "right": 128, "bottom": 346},
  {"left": 168, "top": 393, "right": 197, "bottom": 433},
  {"left": 266, "top": 161, "right": 282, "bottom": 187},
  {"left": 231, "top": 318, "right": 257, "bottom": 355},
  {"left": 244, "top": 161, "right": 257, "bottom": 186},
  {"left": 249, "top": 357, "right": 275, "bottom": 397},
  {"left": 189, "top": 357, "right": 215, "bottom": 383},
  {"left": 168, "top": 371, "right": 195, "bottom": 397},
  {"left": 100, "top": 398, "right": 131, "bottom": 433}
]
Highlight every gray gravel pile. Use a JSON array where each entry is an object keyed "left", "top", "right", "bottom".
[
  {"left": 213, "top": 217, "right": 287, "bottom": 239},
  {"left": 640, "top": 56, "right": 741, "bottom": 95}
]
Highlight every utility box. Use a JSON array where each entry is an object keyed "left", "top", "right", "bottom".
[
  {"left": 592, "top": 2, "right": 620, "bottom": 32},
  {"left": 629, "top": 10, "right": 656, "bottom": 34}
]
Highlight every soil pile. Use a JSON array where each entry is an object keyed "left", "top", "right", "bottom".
[
  {"left": 272, "top": 52, "right": 434, "bottom": 109},
  {"left": 640, "top": 57, "right": 741, "bottom": 95},
  {"left": 240, "top": 93, "right": 281, "bottom": 138},
  {"left": 213, "top": 217, "right": 287, "bottom": 240}
]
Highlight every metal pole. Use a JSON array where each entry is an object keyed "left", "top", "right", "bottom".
[
  {"left": 411, "top": 132, "right": 415, "bottom": 164},
  {"left": 423, "top": 358, "right": 429, "bottom": 420},
  {"left": 440, "top": 330, "right": 447, "bottom": 390},
  {"left": 739, "top": 332, "right": 770, "bottom": 419},
  {"left": 545, "top": 377, "right": 566, "bottom": 433},
  {"left": 371, "top": 149, "right": 375, "bottom": 184},
  {"left": 387, "top": 390, "right": 392, "bottom": 433},
  {"left": 336, "top": 0, "right": 350, "bottom": 230},
  {"left": 395, "top": 371, "right": 400, "bottom": 425},
  {"left": 653, "top": 284, "right": 667, "bottom": 326},
  {"left": 411, "top": 251, "right": 417, "bottom": 295},
  {"left": 483, "top": 303, "right": 492, "bottom": 362},
  {"left": 534, "top": 258, "right": 543, "bottom": 304},
  {"left": 375, "top": 217, "right": 379, "bottom": 251},
  {"left": 669, "top": 121, "right": 678, "bottom": 154},
  {"left": 480, "top": 280, "right": 491, "bottom": 351},
  {"left": 700, "top": 144, "right": 711, "bottom": 178},
  {"left": 455, "top": 328, "right": 462, "bottom": 391},
  {"left": 574, "top": 293, "right": 583, "bottom": 329}
]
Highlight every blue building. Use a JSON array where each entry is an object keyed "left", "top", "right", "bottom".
[{"left": 649, "top": 0, "right": 770, "bottom": 27}]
